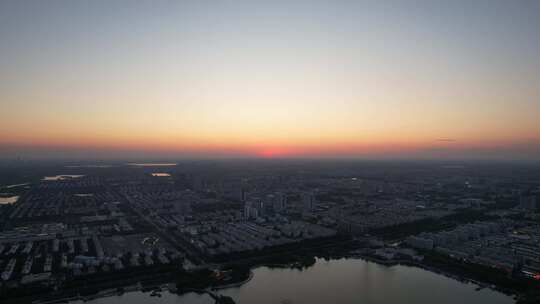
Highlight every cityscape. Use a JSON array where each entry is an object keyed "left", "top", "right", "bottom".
[
  {"left": 1, "top": 160, "right": 540, "bottom": 303},
  {"left": 1, "top": 1, "right": 540, "bottom": 304}
]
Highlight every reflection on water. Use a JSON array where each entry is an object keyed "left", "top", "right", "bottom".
[
  {"left": 81, "top": 258, "right": 515, "bottom": 304},
  {"left": 73, "top": 291, "right": 211, "bottom": 304},
  {"left": 151, "top": 173, "right": 171, "bottom": 177},
  {"left": 0, "top": 196, "right": 19, "bottom": 205},
  {"left": 127, "top": 163, "right": 177, "bottom": 167},
  {"left": 43, "top": 175, "right": 85, "bottom": 181}
]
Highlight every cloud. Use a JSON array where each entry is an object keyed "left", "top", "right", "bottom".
[{"left": 436, "top": 138, "right": 457, "bottom": 142}]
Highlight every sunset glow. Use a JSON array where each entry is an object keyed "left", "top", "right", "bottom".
[{"left": 1, "top": 1, "right": 539, "bottom": 160}]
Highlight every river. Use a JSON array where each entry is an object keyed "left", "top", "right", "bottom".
[{"left": 76, "top": 258, "right": 515, "bottom": 304}]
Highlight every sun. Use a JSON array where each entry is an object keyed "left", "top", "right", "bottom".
[
  {"left": 258, "top": 149, "right": 278, "bottom": 158},
  {"left": 257, "top": 148, "right": 290, "bottom": 158}
]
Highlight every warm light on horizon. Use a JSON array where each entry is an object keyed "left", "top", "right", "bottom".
[{"left": 1, "top": 1, "right": 539, "bottom": 160}]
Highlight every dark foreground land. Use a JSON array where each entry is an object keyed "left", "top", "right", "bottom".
[{"left": 1, "top": 160, "right": 540, "bottom": 303}]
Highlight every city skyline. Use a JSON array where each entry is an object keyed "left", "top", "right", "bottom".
[{"left": 1, "top": 0, "right": 540, "bottom": 160}]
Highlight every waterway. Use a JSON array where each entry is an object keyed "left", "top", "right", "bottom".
[{"left": 77, "top": 258, "right": 515, "bottom": 304}]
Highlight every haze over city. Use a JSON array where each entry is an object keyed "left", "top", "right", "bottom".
[
  {"left": 1, "top": 0, "right": 539, "bottom": 160},
  {"left": 3, "top": 2, "right": 540, "bottom": 304}
]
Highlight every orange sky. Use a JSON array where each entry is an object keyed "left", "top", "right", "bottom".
[{"left": 1, "top": 1, "right": 540, "bottom": 160}]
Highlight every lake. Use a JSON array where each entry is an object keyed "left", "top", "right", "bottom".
[
  {"left": 151, "top": 173, "right": 172, "bottom": 177},
  {"left": 78, "top": 258, "right": 515, "bottom": 304},
  {"left": 42, "top": 175, "right": 85, "bottom": 181},
  {"left": 0, "top": 195, "right": 19, "bottom": 205}
]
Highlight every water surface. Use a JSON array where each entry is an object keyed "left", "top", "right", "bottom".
[
  {"left": 0, "top": 195, "right": 19, "bottom": 205},
  {"left": 3, "top": 183, "right": 30, "bottom": 189},
  {"left": 43, "top": 175, "right": 85, "bottom": 181},
  {"left": 80, "top": 258, "right": 515, "bottom": 304},
  {"left": 151, "top": 173, "right": 172, "bottom": 177}
]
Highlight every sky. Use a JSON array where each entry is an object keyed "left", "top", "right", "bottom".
[{"left": 1, "top": 0, "right": 539, "bottom": 160}]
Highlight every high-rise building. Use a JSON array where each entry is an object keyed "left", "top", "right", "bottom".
[
  {"left": 302, "top": 192, "right": 316, "bottom": 213},
  {"left": 244, "top": 201, "right": 257, "bottom": 219},
  {"left": 273, "top": 192, "right": 287, "bottom": 213},
  {"left": 244, "top": 198, "right": 265, "bottom": 219}
]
